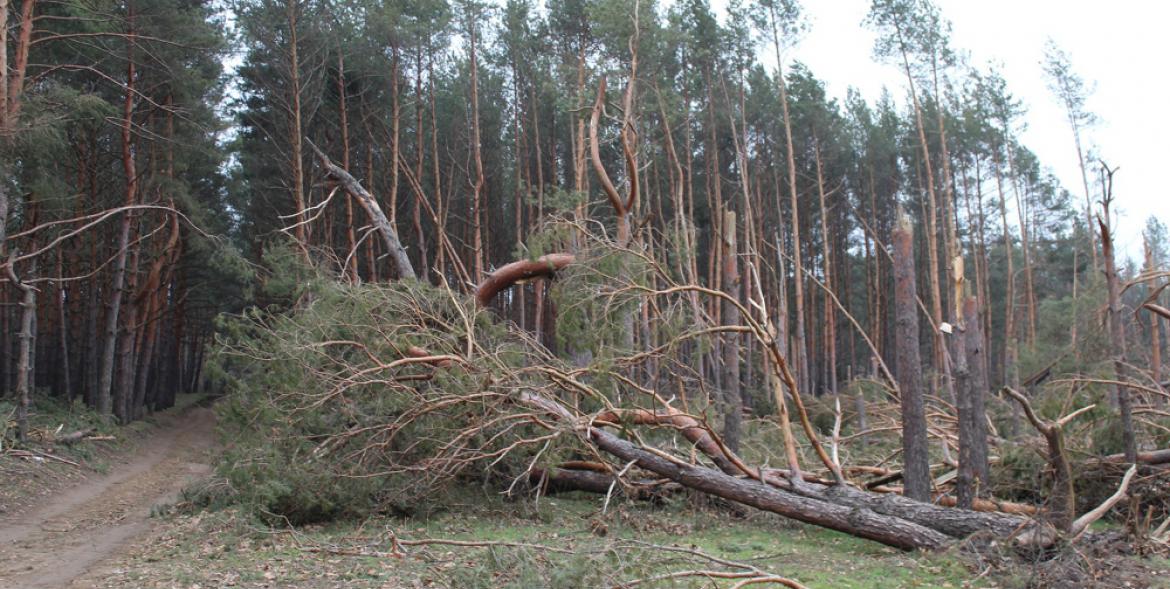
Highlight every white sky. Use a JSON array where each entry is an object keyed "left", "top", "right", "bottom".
[{"left": 713, "top": 0, "right": 1168, "bottom": 263}]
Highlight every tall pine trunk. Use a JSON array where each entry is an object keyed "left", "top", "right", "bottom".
[{"left": 98, "top": 8, "right": 138, "bottom": 418}]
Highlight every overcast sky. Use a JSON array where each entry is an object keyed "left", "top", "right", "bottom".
[{"left": 712, "top": 0, "right": 1167, "bottom": 262}]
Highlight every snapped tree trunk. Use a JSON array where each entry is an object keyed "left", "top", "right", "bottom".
[
  {"left": 893, "top": 208, "right": 930, "bottom": 501},
  {"left": 957, "top": 296, "right": 990, "bottom": 508},
  {"left": 1098, "top": 163, "right": 1137, "bottom": 464},
  {"left": 307, "top": 139, "right": 415, "bottom": 281},
  {"left": 721, "top": 208, "right": 742, "bottom": 452}
]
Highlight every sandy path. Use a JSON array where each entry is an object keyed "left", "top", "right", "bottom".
[{"left": 0, "top": 406, "right": 218, "bottom": 589}]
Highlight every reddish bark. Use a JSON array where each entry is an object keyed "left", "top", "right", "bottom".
[{"left": 474, "top": 253, "right": 575, "bottom": 308}]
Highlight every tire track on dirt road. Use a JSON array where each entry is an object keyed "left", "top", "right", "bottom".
[{"left": 0, "top": 406, "right": 218, "bottom": 589}]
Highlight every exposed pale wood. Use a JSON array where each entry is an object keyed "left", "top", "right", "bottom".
[
  {"left": 1070, "top": 464, "right": 1136, "bottom": 540},
  {"left": 307, "top": 139, "right": 416, "bottom": 281}
]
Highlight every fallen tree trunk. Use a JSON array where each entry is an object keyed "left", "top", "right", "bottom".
[
  {"left": 780, "top": 479, "right": 1028, "bottom": 539},
  {"left": 586, "top": 425, "right": 953, "bottom": 550},
  {"left": 529, "top": 466, "right": 619, "bottom": 495},
  {"left": 1099, "top": 448, "right": 1170, "bottom": 466},
  {"left": 520, "top": 390, "right": 950, "bottom": 550},
  {"left": 594, "top": 408, "right": 740, "bottom": 476},
  {"left": 54, "top": 428, "right": 97, "bottom": 446},
  {"left": 528, "top": 466, "right": 679, "bottom": 500}
]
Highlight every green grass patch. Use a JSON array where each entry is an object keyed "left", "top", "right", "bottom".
[{"left": 115, "top": 494, "right": 982, "bottom": 588}]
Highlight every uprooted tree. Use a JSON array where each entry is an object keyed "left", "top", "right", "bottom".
[{"left": 214, "top": 214, "right": 1158, "bottom": 552}]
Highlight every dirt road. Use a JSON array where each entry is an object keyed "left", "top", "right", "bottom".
[{"left": 0, "top": 406, "right": 218, "bottom": 589}]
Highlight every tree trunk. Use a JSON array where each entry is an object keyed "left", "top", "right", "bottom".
[
  {"left": 588, "top": 426, "right": 950, "bottom": 550},
  {"left": 1098, "top": 164, "right": 1136, "bottom": 464},
  {"left": 98, "top": 10, "right": 138, "bottom": 418},
  {"left": 893, "top": 209, "right": 930, "bottom": 502},
  {"left": 1146, "top": 238, "right": 1163, "bottom": 395},
  {"left": 286, "top": 0, "right": 308, "bottom": 259},
  {"left": 308, "top": 140, "right": 416, "bottom": 281},
  {"left": 337, "top": 50, "right": 357, "bottom": 282},
  {"left": 721, "top": 208, "right": 742, "bottom": 453},
  {"left": 814, "top": 142, "right": 836, "bottom": 394},
  {"left": 957, "top": 296, "right": 989, "bottom": 508},
  {"left": 0, "top": 0, "right": 8, "bottom": 133},
  {"left": 6, "top": 259, "right": 35, "bottom": 441},
  {"left": 412, "top": 51, "right": 428, "bottom": 282},
  {"left": 467, "top": 9, "right": 486, "bottom": 283}
]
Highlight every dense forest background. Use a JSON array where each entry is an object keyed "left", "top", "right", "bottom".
[{"left": 2, "top": 0, "right": 1165, "bottom": 425}]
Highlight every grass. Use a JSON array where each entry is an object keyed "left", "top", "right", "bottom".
[{"left": 97, "top": 492, "right": 984, "bottom": 589}]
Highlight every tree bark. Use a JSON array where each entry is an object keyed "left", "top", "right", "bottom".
[
  {"left": 1003, "top": 387, "right": 1079, "bottom": 532},
  {"left": 286, "top": 0, "right": 308, "bottom": 259},
  {"left": 1098, "top": 164, "right": 1136, "bottom": 464},
  {"left": 98, "top": 9, "right": 138, "bottom": 418},
  {"left": 1146, "top": 238, "right": 1163, "bottom": 394},
  {"left": 6, "top": 256, "right": 34, "bottom": 441},
  {"left": 337, "top": 49, "right": 357, "bottom": 282},
  {"left": 474, "top": 253, "right": 574, "bottom": 308},
  {"left": 721, "top": 208, "right": 742, "bottom": 452},
  {"left": 307, "top": 139, "right": 415, "bottom": 281},
  {"left": 466, "top": 7, "right": 486, "bottom": 283},
  {"left": 585, "top": 426, "right": 950, "bottom": 551},
  {"left": 893, "top": 209, "right": 930, "bottom": 501},
  {"left": 957, "top": 296, "right": 989, "bottom": 508}
]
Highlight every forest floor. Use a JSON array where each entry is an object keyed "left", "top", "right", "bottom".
[
  {"left": 51, "top": 490, "right": 1170, "bottom": 589},
  {"left": 2, "top": 401, "right": 1168, "bottom": 588},
  {"left": 0, "top": 399, "right": 218, "bottom": 588}
]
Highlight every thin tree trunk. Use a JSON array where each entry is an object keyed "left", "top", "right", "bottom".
[
  {"left": 287, "top": 0, "right": 308, "bottom": 259},
  {"left": 1145, "top": 237, "right": 1163, "bottom": 394},
  {"left": 814, "top": 141, "right": 836, "bottom": 394},
  {"left": 957, "top": 296, "right": 989, "bottom": 508},
  {"left": 413, "top": 51, "right": 428, "bottom": 282},
  {"left": 55, "top": 250, "right": 72, "bottom": 399},
  {"left": 1098, "top": 164, "right": 1136, "bottom": 463},
  {"left": 98, "top": 9, "right": 138, "bottom": 418},
  {"left": 115, "top": 221, "right": 143, "bottom": 422},
  {"left": 776, "top": 66, "right": 807, "bottom": 397},
  {"left": 1007, "top": 150, "right": 1037, "bottom": 348},
  {"left": 388, "top": 47, "right": 401, "bottom": 237},
  {"left": 337, "top": 49, "right": 357, "bottom": 282},
  {"left": 722, "top": 208, "right": 742, "bottom": 453},
  {"left": 467, "top": 9, "right": 486, "bottom": 283},
  {"left": 6, "top": 259, "right": 35, "bottom": 441},
  {"left": 993, "top": 148, "right": 1017, "bottom": 393},
  {"left": 308, "top": 140, "right": 415, "bottom": 281},
  {"left": 0, "top": 0, "right": 8, "bottom": 132}
]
